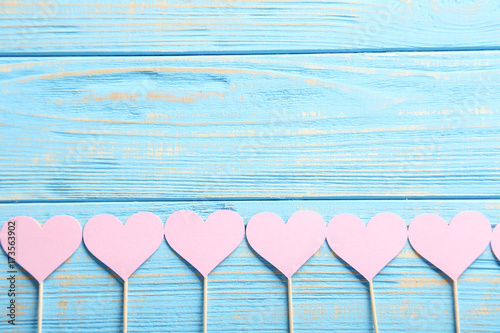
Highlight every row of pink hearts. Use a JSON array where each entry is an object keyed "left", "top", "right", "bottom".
[{"left": 1, "top": 210, "right": 498, "bottom": 285}]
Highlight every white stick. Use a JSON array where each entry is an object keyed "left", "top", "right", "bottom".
[
  {"left": 453, "top": 280, "right": 460, "bottom": 333},
  {"left": 288, "top": 277, "right": 294, "bottom": 333},
  {"left": 203, "top": 276, "right": 208, "bottom": 333},
  {"left": 38, "top": 282, "right": 43, "bottom": 333},
  {"left": 123, "top": 280, "right": 128, "bottom": 333},
  {"left": 369, "top": 280, "right": 379, "bottom": 333}
]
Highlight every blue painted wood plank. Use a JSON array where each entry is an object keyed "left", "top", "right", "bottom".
[
  {"left": 0, "top": 199, "right": 499, "bottom": 332},
  {"left": 1, "top": 52, "right": 499, "bottom": 201},
  {"left": 0, "top": 0, "right": 499, "bottom": 55}
]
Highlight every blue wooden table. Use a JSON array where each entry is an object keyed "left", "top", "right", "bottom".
[{"left": 1, "top": 1, "right": 499, "bottom": 332}]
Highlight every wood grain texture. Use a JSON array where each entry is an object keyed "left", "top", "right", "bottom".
[
  {"left": 1, "top": 52, "right": 499, "bottom": 202},
  {"left": 2, "top": 1, "right": 500, "bottom": 331},
  {"left": 0, "top": 0, "right": 499, "bottom": 55},
  {"left": 0, "top": 199, "right": 499, "bottom": 332}
]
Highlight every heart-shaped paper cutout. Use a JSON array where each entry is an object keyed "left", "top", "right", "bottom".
[
  {"left": 492, "top": 224, "right": 500, "bottom": 261},
  {"left": 0, "top": 216, "right": 82, "bottom": 284},
  {"left": 327, "top": 213, "right": 407, "bottom": 281},
  {"left": 409, "top": 211, "right": 491, "bottom": 281},
  {"left": 164, "top": 210, "right": 244, "bottom": 277},
  {"left": 246, "top": 210, "right": 326, "bottom": 279},
  {"left": 83, "top": 212, "right": 164, "bottom": 281}
]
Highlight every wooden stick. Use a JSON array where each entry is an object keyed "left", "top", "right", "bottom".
[
  {"left": 288, "top": 277, "right": 294, "bottom": 333},
  {"left": 453, "top": 280, "right": 460, "bottom": 333},
  {"left": 369, "top": 280, "right": 379, "bottom": 333},
  {"left": 38, "top": 282, "right": 43, "bottom": 333},
  {"left": 203, "top": 276, "right": 208, "bottom": 333},
  {"left": 123, "top": 280, "right": 128, "bottom": 333}
]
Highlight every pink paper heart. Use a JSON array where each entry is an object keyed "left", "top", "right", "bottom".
[
  {"left": 164, "top": 210, "right": 244, "bottom": 277},
  {"left": 0, "top": 216, "right": 82, "bottom": 284},
  {"left": 246, "top": 210, "right": 326, "bottom": 279},
  {"left": 492, "top": 224, "right": 500, "bottom": 261},
  {"left": 327, "top": 213, "right": 407, "bottom": 281},
  {"left": 409, "top": 211, "right": 491, "bottom": 281},
  {"left": 83, "top": 212, "right": 164, "bottom": 281}
]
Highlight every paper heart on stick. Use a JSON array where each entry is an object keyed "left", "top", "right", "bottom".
[
  {"left": 164, "top": 210, "right": 245, "bottom": 277},
  {"left": 409, "top": 211, "right": 491, "bottom": 281},
  {"left": 83, "top": 212, "right": 164, "bottom": 281},
  {"left": 0, "top": 216, "right": 82, "bottom": 283},
  {"left": 327, "top": 213, "right": 408, "bottom": 281},
  {"left": 246, "top": 210, "right": 326, "bottom": 278}
]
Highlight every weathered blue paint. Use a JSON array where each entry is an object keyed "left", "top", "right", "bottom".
[
  {"left": 1, "top": 0, "right": 500, "bottom": 332},
  {"left": 0, "top": 1, "right": 499, "bottom": 55},
  {"left": 0, "top": 53, "right": 499, "bottom": 202}
]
